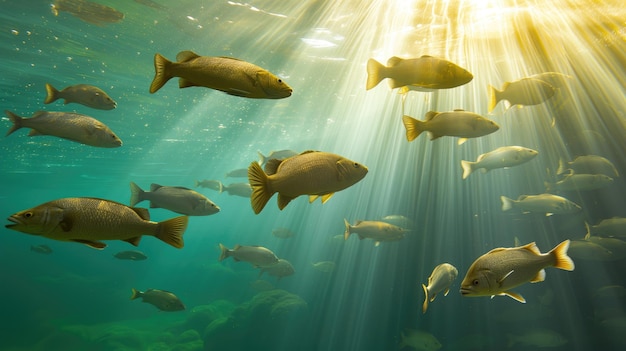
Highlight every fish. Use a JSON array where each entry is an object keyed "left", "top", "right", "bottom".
[
  {"left": 399, "top": 329, "right": 442, "bottom": 351},
  {"left": 311, "top": 261, "right": 336, "bottom": 273},
  {"left": 568, "top": 239, "right": 616, "bottom": 261},
  {"left": 506, "top": 329, "right": 567, "bottom": 348},
  {"left": 557, "top": 155, "right": 619, "bottom": 177},
  {"left": 149, "top": 51, "right": 293, "bottom": 99},
  {"left": 488, "top": 77, "right": 556, "bottom": 113},
  {"left": 380, "top": 215, "right": 414, "bottom": 230},
  {"left": 194, "top": 179, "right": 223, "bottom": 191},
  {"left": 529, "top": 72, "right": 573, "bottom": 89},
  {"left": 130, "top": 288, "right": 185, "bottom": 311},
  {"left": 5, "top": 110, "right": 122, "bottom": 148},
  {"left": 129, "top": 182, "right": 220, "bottom": 216},
  {"left": 51, "top": 0, "right": 124, "bottom": 26},
  {"left": 590, "top": 217, "right": 626, "bottom": 238},
  {"left": 343, "top": 219, "right": 408, "bottom": 246},
  {"left": 461, "top": 146, "right": 538, "bottom": 180},
  {"left": 258, "top": 259, "right": 295, "bottom": 281},
  {"left": 226, "top": 168, "right": 249, "bottom": 178},
  {"left": 218, "top": 243, "right": 279, "bottom": 267},
  {"left": 30, "top": 244, "right": 53, "bottom": 254},
  {"left": 44, "top": 83, "right": 117, "bottom": 110},
  {"left": 248, "top": 151, "right": 368, "bottom": 214},
  {"left": 545, "top": 173, "right": 613, "bottom": 192},
  {"left": 5, "top": 197, "right": 188, "bottom": 249},
  {"left": 366, "top": 55, "right": 473, "bottom": 91},
  {"left": 459, "top": 240, "right": 575, "bottom": 303},
  {"left": 402, "top": 109, "right": 499, "bottom": 145},
  {"left": 421, "top": 263, "right": 458, "bottom": 313},
  {"left": 258, "top": 149, "right": 299, "bottom": 165},
  {"left": 500, "top": 193, "right": 582, "bottom": 216},
  {"left": 114, "top": 250, "right": 148, "bottom": 260},
  {"left": 221, "top": 183, "right": 252, "bottom": 198},
  {"left": 272, "top": 227, "right": 295, "bottom": 238}
]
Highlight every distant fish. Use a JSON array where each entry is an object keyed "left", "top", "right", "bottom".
[
  {"left": 529, "top": 72, "right": 573, "bottom": 89},
  {"left": 259, "top": 259, "right": 295, "bottom": 281},
  {"left": 311, "top": 261, "right": 336, "bottom": 273},
  {"left": 380, "top": 215, "right": 414, "bottom": 230},
  {"left": 130, "top": 288, "right": 185, "bottom": 311},
  {"left": 343, "top": 219, "right": 408, "bottom": 246},
  {"left": 258, "top": 149, "right": 299, "bottom": 165},
  {"left": 133, "top": 0, "right": 167, "bottom": 10},
  {"left": 461, "top": 146, "right": 538, "bottom": 180},
  {"left": 6, "top": 197, "right": 188, "bottom": 249},
  {"left": 507, "top": 329, "right": 567, "bottom": 348},
  {"left": 402, "top": 110, "right": 499, "bottom": 145},
  {"left": 218, "top": 243, "right": 279, "bottom": 267},
  {"left": 557, "top": 155, "right": 619, "bottom": 178},
  {"left": 399, "top": 329, "right": 442, "bottom": 351},
  {"left": 226, "top": 168, "right": 249, "bottom": 178},
  {"left": 590, "top": 217, "right": 626, "bottom": 238},
  {"left": 44, "top": 83, "right": 117, "bottom": 110},
  {"left": 194, "top": 179, "right": 223, "bottom": 191},
  {"left": 488, "top": 78, "right": 556, "bottom": 113},
  {"left": 51, "top": 0, "right": 124, "bottom": 26},
  {"left": 545, "top": 173, "right": 613, "bottom": 192},
  {"left": 30, "top": 244, "right": 53, "bottom": 254},
  {"left": 5, "top": 110, "right": 122, "bottom": 148},
  {"left": 149, "top": 51, "right": 293, "bottom": 99},
  {"left": 272, "top": 227, "right": 295, "bottom": 239},
  {"left": 460, "top": 240, "right": 575, "bottom": 303},
  {"left": 248, "top": 151, "right": 368, "bottom": 214},
  {"left": 114, "top": 250, "right": 148, "bottom": 260},
  {"left": 221, "top": 183, "right": 252, "bottom": 198},
  {"left": 501, "top": 193, "right": 581, "bottom": 216},
  {"left": 130, "top": 182, "right": 220, "bottom": 216},
  {"left": 366, "top": 55, "right": 473, "bottom": 91},
  {"left": 422, "top": 263, "right": 458, "bottom": 313}
]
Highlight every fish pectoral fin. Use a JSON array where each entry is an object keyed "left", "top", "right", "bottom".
[
  {"left": 72, "top": 239, "right": 107, "bottom": 250},
  {"left": 59, "top": 218, "right": 73, "bottom": 232},
  {"left": 530, "top": 269, "right": 546, "bottom": 283},
  {"left": 28, "top": 129, "right": 44, "bottom": 136},
  {"left": 498, "top": 270, "right": 515, "bottom": 285},
  {"left": 503, "top": 291, "right": 526, "bottom": 303},
  {"left": 443, "top": 288, "right": 450, "bottom": 297},
  {"left": 131, "top": 207, "right": 150, "bottom": 221},
  {"left": 277, "top": 193, "right": 296, "bottom": 210},
  {"left": 123, "top": 236, "right": 142, "bottom": 247},
  {"left": 227, "top": 88, "right": 252, "bottom": 97}
]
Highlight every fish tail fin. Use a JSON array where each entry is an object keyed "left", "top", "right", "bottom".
[
  {"left": 366, "top": 58, "right": 386, "bottom": 90},
  {"left": 501, "top": 196, "right": 514, "bottom": 211},
  {"left": 149, "top": 53, "right": 173, "bottom": 94},
  {"left": 550, "top": 239, "right": 575, "bottom": 271},
  {"left": 130, "top": 288, "right": 142, "bottom": 300},
  {"left": 343, "top": 219, "right": 352, "bottom": 240},
  {"left": 5, "top": 110, "right": 24, "bottom": 136},
  {"left": 461, "top": 160, "right": 476, "bottom": 180},
  {"left": 257, "top": 151, "right": 266, "bottom": 165},
  {"left": 218, "top": 243, "right": 230, "bottom": 261},
  {"left": 44, "top": 83, "right": 60, "bottom": 104},
  {"left": 422, "top": 284, "right": 429, "bottom": 314},
  {"left": 402, "top": 115, "right": 426, "bottom": 142},
  {"left": 154, "top": 216, "right": 188, "bottom": 249},
  {"left": 488, "top": 85, "right": 501, "bottom": 113},
  {"left": 556, "top": 158, "right": 567, "bottom": 175},
  {"left": 129, "top": 182, "right": 145, "bottom": 207},
  {"left": 248, "top": 161, "right": 274, "bottom": 214}
]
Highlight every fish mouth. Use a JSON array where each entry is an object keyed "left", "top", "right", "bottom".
[
  {"left": 5, "top": 215, "right": 21, "bottom": 228},
  {"left": 459, "top": 288, "right": 471, "bottom": 296}
]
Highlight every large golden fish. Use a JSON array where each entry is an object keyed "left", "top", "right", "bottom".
[
  {"left": 149, "top": 51, "right": 293, "bottom": 99},
  {"left": 5, "top": 197, "right": 188, "bottom": 249},
  {"left": 247, "top": 151, "right": 368, "bottom": 214}
]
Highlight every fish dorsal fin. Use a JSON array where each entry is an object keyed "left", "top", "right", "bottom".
[
  {"left": 502, "top": 81, "right": 511, "bottom": 90},
  {"left": 150, "top": 183, "right": 163, "bottom": 192},
  {"left": 299, "top": 150, "right": 318, "bottom": 155},
  {"left": 476, "top": 153, "right": 487, "bottom": 162},
  {"left": 264, "top": 158, "right": 283, "bottom": 176},
  {"left": 321, "top": 193, "right": 334, "bottom": 203},
  {"left": 420, "top": 55, "right": 433, "bottom": 58},
  {"left": 131, "top": 207, "right": 150, "bottom": 220},
  {"left": 72, "top": 239, "right": 107, "bottom": 250},
  {"left": 520, "top": 242, "right": 542, "bottom": 255},
  {"left": 530, "top": 269, "right": 546, "bottom": 283},
  {"left": 498, "top": 270, "right": 515, "bottom": 285},
  {"left": 486, "top": 247, "right": 507, "bottom": 254},
  {"left": 176, "top": 50, "right": 201, "bottom": 62},
  {"left": 386, "top": 56, "right": 403, "bottom": 67},
  {"left": 425, "top": 111, "right": 439, "bottom": 121},
  {"left": 123, "top": 237, "right": 142, "bottom": 247},
  {"left": 172, "top": 186, "right": 192, "bottom": 191},
  {"left": 517, "top": 195, "right": 529, "bottom": 201},
  {"left": 503, "top": 291, "right": 526, "bottom": 303},
  {"left": 355, "top": 220, "right": 363, "bottom": 226},
  {"left": 277, "top": 193, "right": 296, "bottom": 210}
]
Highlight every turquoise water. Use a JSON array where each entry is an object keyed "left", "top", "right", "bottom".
[{"left": 1, "top": 0, "right": 626, "bottom": 350}]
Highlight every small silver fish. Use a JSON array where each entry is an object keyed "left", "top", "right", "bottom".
[
  {"left": 218, "top": 243, "right": 279, "bottom": 267},
  {"left": 130, "top": 182, "right": 220, "bottom": 216}
]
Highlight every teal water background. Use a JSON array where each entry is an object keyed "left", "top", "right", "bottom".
[{"left": 1, "top": 1, "right": 626, "bottom": 350}]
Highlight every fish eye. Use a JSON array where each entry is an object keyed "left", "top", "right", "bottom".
[
  {"left": 353, "top": 163, "right": 360, "bottom": 168},
  {"left": 24, "top": 212, "right": 33, "bottom": 218},
  {"left": 472, "top": 279, "right": 480, "bottom": 286},
  {"left": 278, "top": 79, "right": 282, "bottom": 83}
]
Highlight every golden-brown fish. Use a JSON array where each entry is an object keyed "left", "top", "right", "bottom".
[
  {"left": 130, "top": 288, "right": 185, "bottom": 311},
  {"left": 402, "top": 109, "right": 499, "bottom": 145},
  {"left": 488, "top": 78, "right": 556, "bottom": 113},
  {"left": 343, "top": 219, "right": 407, "bottom": 246},
  {"left": 460, "top": 240, "right": 574, "bottom": 303},
  {"left": 248, "top": 151, "right": 368, "bottom": 214},
  {"left": 150, "top": 51, "right": 292, "bottom": 99},
  {"left": 44, "top": 83, "right": 117, "bottom": 110},
  {"left": 5, "top": 197, "right": 188, "bottom": 249},
  {"left": 422, "top": 263, "right": 458, "bottom": 313}
]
